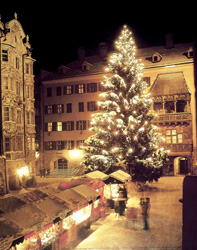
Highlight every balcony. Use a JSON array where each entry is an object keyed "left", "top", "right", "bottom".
[
  {"left": 152, "top": 112, "right": 192, "bottom": 124},
  {"left": 164, "top": 144, "right": 193, "bottom": 153}
]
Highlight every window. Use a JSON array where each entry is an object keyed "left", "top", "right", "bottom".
[
  {"left": 47, "top": 87, "right": 52, "bottom": 97},
  {"left": 58, "top": 159, "right": 68, "bottom": 169},
  {"left": 56, "top": 141, "right": 64, "bottom": 150},
  {"left": 62, "top": 121, "right": 74, "bottom": 131},
  {"left": 16, "top": 57, "right": 20, "bottom": 69},
  {"left": 79, "top": 102, "right": 84, "bottom": 112},
  {"left": 47, "top": 105, "right": 52, "bottom": 114},
  {"left": 57, "top": 104, "right": 63, "bottom": 114},
  {"left": 17, "top": 110, "right": 21, "bottom": 124},
  {"left": 142, "top": 77, "right": 151, "bottom": 87},
  {"left": 57, "top": 122, "right": 62, "bottom": 131},
  {"left": 87, "top": 83, "right": 97, "bottom": 93},
  {"left": 4, "top": 107, "right": 9, "bottom": 121},
  {"left": 87, "top": 101, "right": 98, "bottom": 111},
  {"left": 48, "top": 122, "right": 52, "bottom": 132},
  {"left": 16, "top": 136, "right": 23, "bottom": 151},
  {"left": 45, "top": 141, "right": 53, "bottom": 150},
  {"left": 16, "top": 82, "right": 20, "bottom": 95},
  {"left": 2, "top": 50, "right": 8, "bottom": 61},
  {"left": 77, "top": 140, "right": 85, "bottom": 149},
  {"left": 67, "top": 103, "right": 72, "bottom": 113},
  {"left": 64, "top": 85, "right": 73, "bottom": 95},
  {"left": 56, "top": 86, "right": 62, "bottom": 96},
  {"left": 3, "top": 77, "right": 8, "bottom": 90},
  {"left": 76, "top": 120, "right": 86, "bottom": 130},
  {"left": 76, "top": 84, "right": 85, "bottom": 94},
  {"left": 27, "top": 112, "right": 30, "bottom": 124},
  {"left": 66, "top": 140, "right": 74, "bottom": 150},
  {"left": 166, "top": 130, "right": 183, "bottom": 144},
  {"left": 178, "top": 134, "right": 183, "bottom": 144},
  {"left": 25, "top": 63, "right": 29, "bottom": 74},
  {"left": 5, "top": 137, "right": 11, "bottom": 151}
]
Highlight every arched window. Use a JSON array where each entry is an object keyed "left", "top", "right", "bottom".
[{"left": 57, "top": 159, "right": 68, "bottom": 170}]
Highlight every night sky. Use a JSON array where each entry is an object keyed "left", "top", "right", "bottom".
[{"left": 0, "top": 3, "right": 194, "bottom": 74}]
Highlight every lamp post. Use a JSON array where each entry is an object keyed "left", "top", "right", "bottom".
[{"left": 0, "top": 22, "right": 10, "bottom": 194}]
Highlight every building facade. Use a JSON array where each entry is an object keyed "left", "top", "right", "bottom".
[
  {"left": 39, "top": 38, "right": 196, "bottom": 176},
  {"left": 0, "top": 14, "right": 36, "bottom": 190}
]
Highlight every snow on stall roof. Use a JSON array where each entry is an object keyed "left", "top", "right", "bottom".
[
  {"left": 33, "top": 197, "right": 70, "bottom": 221},
  {"left": 109, "top": 170, "right": 131, "bottom": 183},
  {"left": 0, "top": 196, "right": 26, "bottom": 213},
  {"left": 15, "top": 189, "right": 48, "bottom": 203},
  {"left": 54, "top": 188, "right": 88, "bottom": 210},
  {"left": 71, "top": 184, "right": 100, "bottom": 202},
  {"left": 85, "top": 170, "right": 108, "bottom": 180},
  {"left": 2, "top": 204, "right": 46, "bottom": 232}
]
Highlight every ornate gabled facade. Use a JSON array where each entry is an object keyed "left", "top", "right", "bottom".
[
  {"left": 0, "top": 14, "right": 36, "bottom": 191},
  {"left": 39, "top": 38, "right": 196, "bottom": 176}
]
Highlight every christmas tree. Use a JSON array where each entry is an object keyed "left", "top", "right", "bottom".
[{"left": 82, "top": 25, "right": 168, "bottom": 183}]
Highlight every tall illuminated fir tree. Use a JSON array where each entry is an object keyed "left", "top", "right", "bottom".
[{"left": 82, "top": 25, "right": 168, "bottom": 183}]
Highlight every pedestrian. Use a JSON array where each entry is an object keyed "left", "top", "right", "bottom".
[{"left": 141, "top": 197, "right": 150, "bottom": 230}]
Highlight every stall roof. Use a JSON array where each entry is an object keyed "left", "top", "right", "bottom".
[
  {"left": 0, "top": 196, "right": 26, "bottom": 213},
  {"left": 33, "top": 197, "right": 70, "bottom": 220},
  {"left": 2, "top": 204, "right": 46, "bottom": 234},
  {"left": 15, "top": 189, "right": 48, "bottom": 203},
  {"left": 37, "top": 186, "right": 62, "bottom": 196},
  {"left": 54, "top": 188, "right": 88, "bottom": 210},
  {"left": 85, "top": 170, "right": 108, "bottom": 180},
  {"left": 110, "top": 170, "right": 131, "bottom": 183},
  {"left": 71, "top": 184, "right": 100, "bottom": 202}
]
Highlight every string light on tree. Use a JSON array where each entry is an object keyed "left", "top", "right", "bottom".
[{"left": 82, "top": 25, "right": 169, "bottom": 183}]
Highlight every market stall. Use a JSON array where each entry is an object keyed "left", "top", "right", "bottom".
[
  {"left": 103, "top": 170, "right": 131, "bottom": 211},
  {"left": 0, "top": 217, "right": 24, "bottom": 250},
  {"left": 85, "top": 170, "right": 108, "bottom": 181}
]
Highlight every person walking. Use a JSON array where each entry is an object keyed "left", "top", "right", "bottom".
[{"left": 140, "top": 197, "right": 150, "bottom": 230}]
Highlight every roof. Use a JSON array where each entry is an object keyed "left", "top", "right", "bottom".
[
  {"left": 109, "top": 170, "right": 131, "bottom": 183},
  {"left": 2, "top": 204, "right": 46, "bottom": 234},
  {"left": 71, "top": 184, "right": 100, "bottom": 202},
  {"left": 54, "top": 188, "right": 88, "bottom": 210},
  {"left": 33, "top": 197, "right": 70, "bottom": 220},
  {"left": 85, "top": 170, "right": 108, "bottom": 180},
  {"left": 41, "top": 42, "right": 193, "bottom": 81},
  {"left": 150, "top": 72, "right": 191, "bottom": 96},
  {"left": 0, "top": 196, "right": 26, "bottom": 213}
]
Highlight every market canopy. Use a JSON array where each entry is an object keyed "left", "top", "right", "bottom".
[
  {"left": 2, "top": 204, "right": 47, "bottom": 234},
  {"left": 71, "top": 184, "right": 100, "bottom": 203},
  {"left": 104, "top": 170, "right": 131, "bottom": 184},
  {"left": 85, "top": 170, "right": 108, "bottom": 180},
  {"left": 54, "top": 188, "right": 88, "bottom": 210}
]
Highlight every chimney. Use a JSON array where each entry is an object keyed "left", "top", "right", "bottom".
[
  {"left": 165, "top": 34, "right": 174, "bottom": 49},
  {"left": 99, "top": 42, "right": 108, "bottom": 58},
  {"left": 78, "top": 47, "right": 85, "bottom": 61}
]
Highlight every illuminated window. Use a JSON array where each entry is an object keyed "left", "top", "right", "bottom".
[
  {"left": 66, "top": 140, "right": 74, "bottom": 150},
  {"left": 56, "top": 141, "right": 64, "bottom": 150},
  {"left": 47, "top": 105, "right": 52, "bottom": 114},
  {"left": 48, "top": 122, "right": 52, "bottom": 132},
  {"left": 178, "top": 134, "right": 183, "bottom": 143},
  {"left": 57, "top": 122, "right": 62, "bottom": 131},
  {"left": 76, "top": 84, "right": 85, "bottom": 94},
  {"left": 166, "top": 129, "right": 182, "bottom": 144},
  {"left": 57, "top": 104, "right": 63, "bottom": 114},
  {"left": 64, "top": 85, "right": 73, "bottom": 95}
]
